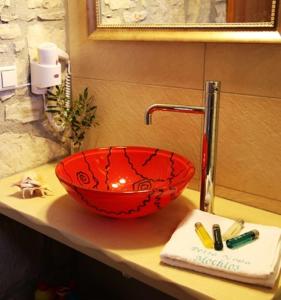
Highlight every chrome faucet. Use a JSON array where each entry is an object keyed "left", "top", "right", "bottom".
[{"left": 145, "top": 81, "right": 220, "bottom": 213}]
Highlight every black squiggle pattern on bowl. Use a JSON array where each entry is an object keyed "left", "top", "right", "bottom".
[
  {"left": 153, "top": 189, "right": 164, "bottom": 209},
  {"left": 168, "top": 152, "right": 175, "bottom": 185},
  {"left": 76, "top": 171, "right": 90, "bottom": 185},
  {"left": 73, "top": 185, "right": 155, "bottom": 216},
  {"left": 82, "top": 151, "right": 99, "bottom": 189},
  {"left": 105, "top": 147, "right": 112, "bottom": 191},
  {"left": 133, "top": 179, "right": 152, "bottom": 191},
  {"left": 142, "top": 148, "right": 159, "bottom": 167},
  {"left": 123, "top": 148, "right": 166, "bottom": 183}
]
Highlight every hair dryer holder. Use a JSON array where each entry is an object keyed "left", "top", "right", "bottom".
[{"left": 31, "top": 42, "right": 69, "bottom": 95}]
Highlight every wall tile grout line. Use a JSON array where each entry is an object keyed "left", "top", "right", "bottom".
[
  {"left": 72, "top": 75, "right": 281, "bottom": 102},
  {"left": 71, "top": 75, "right": 204, "bottom": 93},
  {"left": 217, "top": 184, "right": 281, "bottom": 203}
]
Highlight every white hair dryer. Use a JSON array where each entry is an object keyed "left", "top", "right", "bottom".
[{"left": 30, "top": 42, "right": 69, "bottom": 95}]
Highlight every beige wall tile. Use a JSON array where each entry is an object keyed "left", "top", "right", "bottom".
[
  {"left": 216, "top": 186, "right": 281, "bottom": 214},
  {"left": 67, "top": 0, "right": 205, "bottom": 89},
  {"left": 73, "top": 77, "right": 204, "bottom": 189},
  {"left": 205, "top": 43, "right": 281, "bottom": 98},
  {"left": 216, "top": 92, "right": 281, "bottom": 202}
]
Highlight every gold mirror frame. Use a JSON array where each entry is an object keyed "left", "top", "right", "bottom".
[{"left": 88, "top": 0, "right": 281, "bottom": 43}]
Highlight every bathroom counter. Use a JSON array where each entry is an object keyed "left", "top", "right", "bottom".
[{"left": 0, "top": 163, "right": 280, "bottom": 300}]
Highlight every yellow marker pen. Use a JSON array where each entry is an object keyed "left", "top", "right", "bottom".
[{"left": 195, "top": 222, "right": 214, "bottom": 249}]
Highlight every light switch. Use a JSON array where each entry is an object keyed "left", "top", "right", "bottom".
[
  {"left": 0, "top": 66, "right": 17, "bottom": 90},
  {"left": 1, "top": 68, "right": 17, "bottom": 88}
]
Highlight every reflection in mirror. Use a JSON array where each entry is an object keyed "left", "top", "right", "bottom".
[
  {"left": 227, "top": 0, "right": 273, "bottom": 22},
  {"left": 98, "top": 0, "right": 275, "bottom": 27}
]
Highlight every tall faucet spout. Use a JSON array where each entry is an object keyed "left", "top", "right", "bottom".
[
  {"left": 145, "top": 104, "right": 205, "bottom": 125},
  {"left": 144, "top": 81, "right": 220, "bottom": 213}
]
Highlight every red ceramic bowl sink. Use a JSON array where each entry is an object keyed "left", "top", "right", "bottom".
[{"left": 56, "top": 146, "right": 195, "bottom": 218}]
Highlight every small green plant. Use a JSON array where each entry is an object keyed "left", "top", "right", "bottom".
[{"left": 46, "top": 84, "right": 98, "bottom": 151}]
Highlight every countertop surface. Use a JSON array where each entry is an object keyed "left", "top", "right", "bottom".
[{"left": 0, "top": 163, "right": 280, "bottom": 300}]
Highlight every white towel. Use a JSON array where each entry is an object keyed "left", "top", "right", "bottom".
[{"left": 160, "top": 209, "right": 281, "bottom": 287}]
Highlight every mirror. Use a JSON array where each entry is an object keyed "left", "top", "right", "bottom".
[
  {"left": 88, "top": 0, "right": 281, "bottom": 43},
  {"left": 98, "top": 0, "right": 274, "bottom": 26}
]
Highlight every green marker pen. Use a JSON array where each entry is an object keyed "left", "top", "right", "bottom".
[{"left": 226, "top": 230, "right": 259, "bottom": 249}]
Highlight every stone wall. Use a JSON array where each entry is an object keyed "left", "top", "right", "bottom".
[
  {"left": 100, "top": 0, "right": 226, "bottom": 24},
  {"left": 0, "top": 1, "right": 69, "bottom": 298},
  {"left": 0, "top": 0, "right": 68, "bottom": 179}
]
